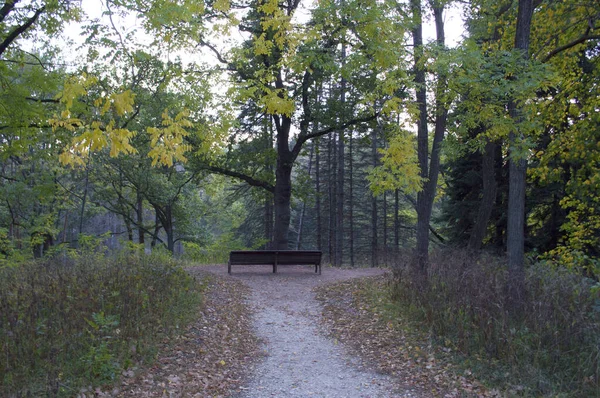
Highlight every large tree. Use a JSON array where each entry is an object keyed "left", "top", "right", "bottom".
[{"left": 190, "top": 0, "right": 409, "bottom": 249}]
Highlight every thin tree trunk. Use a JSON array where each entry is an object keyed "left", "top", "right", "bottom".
[
  {"left": 371, "top": 127, "right": 378, "bottom": 267},
  {"left": 349, "top": 130, "right": 355, "bottom": 267},
  {"left": 495, "top": 146, "right": 506, "bottom": 249},
  {"left": 296, "top": 143, "right": 314, "bottom": 249},
  {"left": 151, "top": 209, "right": 160, "bottom": 248},
  {"left": 336, "top": 39, "right": 347, "bottom": 267},
  {"left": 166, "top": 205, "right": 175, "bottom": 253},
  {"left": 383, "top": 191, "right": 388, "bottom": 265},
  {"left": 125, "top": 219, "right": 134, "bottom": 242},
  {"left": 265, "top": 114, "right": 274, "bottom": 249},
  {"left": 79, "top": 156, "right": 92, "bottom": 237},
  {"left": 328, "top": 132, "right": 335, "bottom": 263},
  {"left": 469, "top": 140, "right": 497, "bottom": 251},
  {"left": 394, "top": 189, "right": 399, "bottom": 253},
  {"left": 315, "top": 137, "right": 322, "bottom": 251},
  {"left": 137, "top": 192, "right": 144, "bottom": 245},
  {"left": 62, "top": 211, "right": 69, "bottom": 244},
  {"left": 507, "top": 0, "right": 534, "bottom": 309}
]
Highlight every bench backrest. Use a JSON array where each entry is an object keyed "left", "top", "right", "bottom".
[
  {"left": 229, "top": 250, "right": 321, "bottom": 265},
  {"left": 276, "top": 251, "right": 321, "bottom": 264},
  {"left": 229, "top": 251, "right": 276, "bottom": 265}
]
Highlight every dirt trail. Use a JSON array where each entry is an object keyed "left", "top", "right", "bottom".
[{"left": 202, "top": 264, "right": 416, "bottom": 398}]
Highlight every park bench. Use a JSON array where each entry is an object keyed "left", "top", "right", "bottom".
[{"left": 228, "top": 250, "right": 322, "bottom": 275}]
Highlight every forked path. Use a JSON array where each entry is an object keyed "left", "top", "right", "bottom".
[{"left": 203, "top": 264, "right": 414, "bottom": 398}]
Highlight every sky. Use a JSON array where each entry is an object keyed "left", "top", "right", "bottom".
[{"left": 65, "top": 0, "right": 466, "bottom": 66}]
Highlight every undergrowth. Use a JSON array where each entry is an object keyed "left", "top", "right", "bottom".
[
  {"left": 0, "top": 247, "right": 203, "bottom": 397},
  {"left": 387, "top": 249, "right": 600, "bottom": 396}
]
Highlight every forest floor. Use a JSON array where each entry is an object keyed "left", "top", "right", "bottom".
[{"left": 107, "top": 264, "right": 495, "bottom": 397}]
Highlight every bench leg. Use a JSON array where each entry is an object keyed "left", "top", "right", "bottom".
[
  {"left": 228, "top": 261, "right": 231, "bottom": 275},
  {"left": 273, "top": 259, "right": 278, "bottom": 273}
]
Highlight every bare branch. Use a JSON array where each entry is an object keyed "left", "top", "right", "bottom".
[
  {"left": 541, "top": 33, "right": 600, "bottom": 63},
  {"left": 0, "top": 0, "right": 19, "bottom": 24},
  {"left": 202, "top": 164, "right": 274, "bottom": 192},
  {"left": 0, "top": 123, "right": 51, "bottom": 130},
  {"left": 0, "top": 6, "right": 46, "bottom": 57},
  {"left": 199, "top": 39, "right": 230, "bottom": 66},
  {"left": 25, "top": 97, "right": 59, "bottom": 103},
  {"left": 291, "top": 112, "right": 378, "bottom": 160}
]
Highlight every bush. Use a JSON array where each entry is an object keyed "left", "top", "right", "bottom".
[
  {"left": 391, "top": 249, "right": 600, "bottom": 396},
  {"left": 0, "top": 248, "right": 203, "bottom": 397},
  {"left": 182, "top": 233, "right": 265, "bottom": 264}
]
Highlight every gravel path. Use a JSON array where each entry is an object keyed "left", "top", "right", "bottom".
[{"left": 202, "top": 264, "right": 413, "bottom": 398}]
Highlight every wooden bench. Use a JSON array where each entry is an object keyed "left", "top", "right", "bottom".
[{"left": 228, "top": 250, "right": 322, "bottom": 275}]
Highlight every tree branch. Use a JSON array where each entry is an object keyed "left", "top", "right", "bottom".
[
  {"left": 26, "top": 97, "right": 59, "bottom": 103},
  {"left": 202, "top": 164, "right": 274, "bottom": 192},
  {"left": 541, "top": 33, "right": 600, "bottom": 63},
  {"left": 0, "top": 6, "right": 45, "bottom": 57},
  {"left": 199, "top": 39, "right": 230, "bottom": 66},
  {"left": 0, "top": 0, "right": 19, "bottom": 24},
  {"left": 0, "top": 123, "right": 51, "bottom": 130},
  {"left": 291, "top": 112, "right": 378, "bottom": 160}
]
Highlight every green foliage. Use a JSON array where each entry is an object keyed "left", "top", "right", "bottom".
[
  {"left": 389, "top": 249, "right": 600, "bottom": 396},
  {"left": 182, "top": 232, "right": 251, "bottom": 263},
  {"left": 0, "top": 249, "right": 203, "bottom": 396},
  {"left": 368, "top": 125, "right": 422, "bottom": 196},
  {"left": 448, "top": 42, "right": 555, "bottom": 148}
]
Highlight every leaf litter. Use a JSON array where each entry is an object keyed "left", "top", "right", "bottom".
[
  {"left": 91, "top": 269, "right": 261, "bottom": 398},
  {"left": 89, "top": 266, "right": 500, "bottom": 397},
  {"left": 315, "top": 275, "right": 502, "bottom": 398}
]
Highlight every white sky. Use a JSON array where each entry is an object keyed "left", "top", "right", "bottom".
[{"left": 63, "top": 0, "right": 465, "bottom": 66}]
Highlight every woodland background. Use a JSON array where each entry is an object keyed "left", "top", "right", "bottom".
[{"left": 0, "top": 0, "right": 599, "bottom": 396}]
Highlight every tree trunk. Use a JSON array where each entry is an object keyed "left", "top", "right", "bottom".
[
  {"left": 125, "top": 219, "right": 133, "bottom": 242},
  {"left": 412, "top": 0, "right": 430, "bottom": 276},
  {"left": 79, "top": 157, "right": 91, "bottom": 237},
  {"left": 137, "top": 192, "right": 144, "bottom": 245},
  {"left": 315, "top": 137, "right": 322, "bottom": 251},
  {"left": 328, "top": 132, "right": 335, "bottom": 263},
  {"left": 414, "top": 2, "right": 448, "bottom": 281},
  {"left": 151, "top": 209, "right": 160, "bottom": 248},
  {"left": 265, "top": 195, "right": 273, "bottom": 249},
  {"left": 383, "top": 192, "right": 388, "bottom": 265},
  {"left": 296, "top": 142, "right": 314, "bottom": 249},
  {"left": 507, "top": 0, "right": 534, "bottom": 309},
  {"left": 273, "top": 159, "right": 293, "bottom": 249},
  {"left": 394, "top": 189, "right": 399, "bottom": 253},
  {"left": 495, "top": 147, "right": 507, "bottom": 249},
  {"left": 62, "top": 211, "right": 69, "bottom": 244},
  {"left": 371, "top": 127, "right": 378, "bottom": 267},
  {"left": 336, "top": 41, "right": 347, "bottom": 267},
  {"left": 468, "top": 140, "right": 497, "bottom": 251},
  {"left": 349, "top": 130, "right": 355, "bottom": 267},
  {"left": 164, "top": 205, "right": 175, "bottom": 253}
]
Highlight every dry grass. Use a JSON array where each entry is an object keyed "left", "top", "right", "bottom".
[
  {"left": 0, "top": 250, "right": 202, "bottom": 397},
  {"left": 390, "top": 249, "right": 600, "bottom": 396}
]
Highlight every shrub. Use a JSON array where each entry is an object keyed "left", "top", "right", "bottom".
[
  {"left": 0, "top": 248, "right": 203, "bottom": 397},
  {"left": 391, "top": 248, "right": 600, "bottom": 396}
]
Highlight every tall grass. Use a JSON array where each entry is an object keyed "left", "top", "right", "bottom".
[
  {"left": 391, "top": 249, "right": 600, "bottom": 396},
  {"left": 0, "top": 249, "right": 203, "bottom": 397}
]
